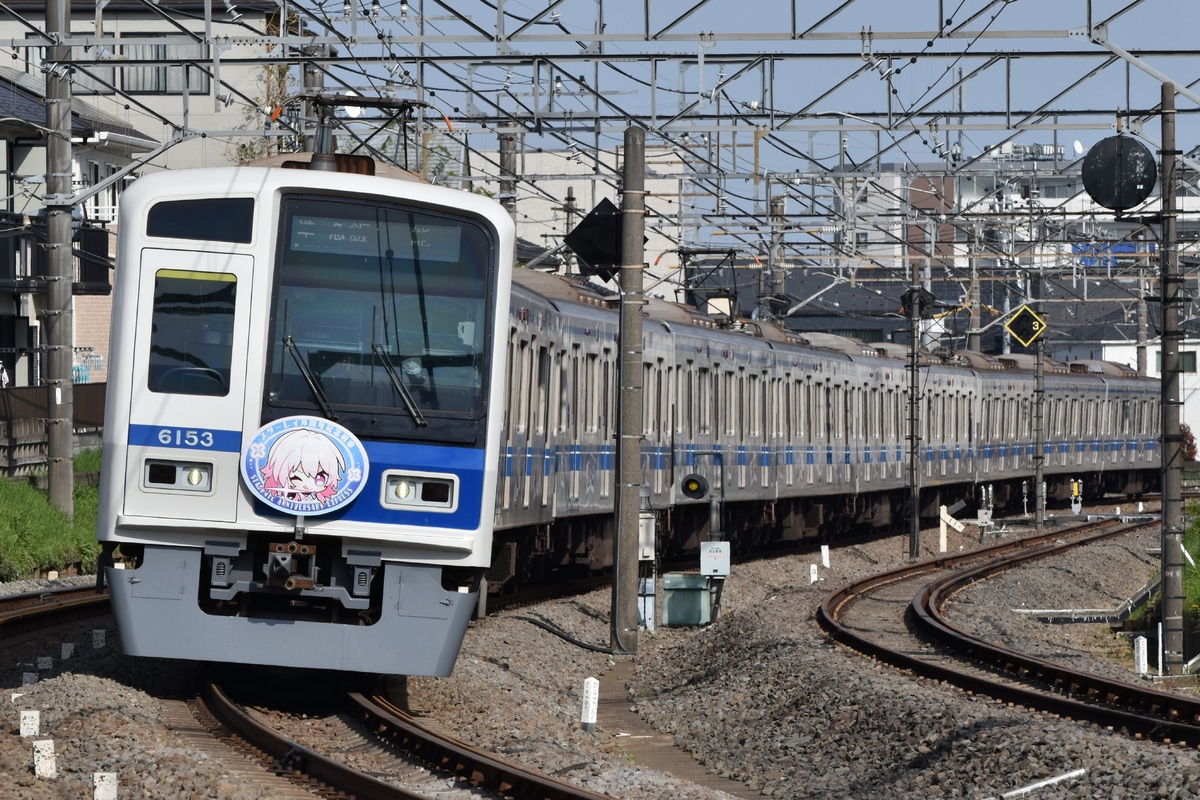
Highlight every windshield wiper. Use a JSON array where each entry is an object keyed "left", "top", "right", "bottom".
[
  {"left": 283, "top": 336, "right": 337, "bottom": 420},
  {"left": 372, "top": 344, "right": 429, "bottom": 428}
]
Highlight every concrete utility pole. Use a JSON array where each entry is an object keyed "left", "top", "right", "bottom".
[
  {"left": 968, "top": 223, "right": 982, "bottom": 352},
  {"left": 45, "top": 0, "right": 74, "bottom": 517},
  {"left": 613, "top": 126, "right": 646, "bottom": 653},
  {"left": 906, "top": 230, "right": 923, "bottom": 558},
  {"left": 1034, "top": 335, "right": 1045, "bottom": 531},
  {"left": 1160, "top": 83, "right": 1185, "bottom": 675},
  {"left": 498, "top": 132, "right": 518, "bottom": 224}
]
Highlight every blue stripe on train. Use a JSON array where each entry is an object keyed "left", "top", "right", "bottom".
[{"left": 130, "top": 423, "right": 488, "bottom": 529}]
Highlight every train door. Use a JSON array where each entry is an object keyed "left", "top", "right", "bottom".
[
  {"left": 122, "top": 249, "right": 253, "bottom": 522},
  {"left": 499, "top": 329, "right": 519, "bottom": 511}
]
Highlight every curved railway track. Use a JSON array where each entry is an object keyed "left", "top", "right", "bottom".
[
  {"left": 819, "top": 517, "right": 1200, "bottom": 745},
  {"left": 0, "top": 583, "right": 109, "bottom": 636},
  {"left": 205, "top": 680, "right": 617, "bottom": 800},
  {"left": 0, "top": 584, "right": 615, "bottom": 799}
]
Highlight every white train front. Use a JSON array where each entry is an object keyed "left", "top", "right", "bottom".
[{"left": 97, "top": 156, "right": 515, "bottom": 675}]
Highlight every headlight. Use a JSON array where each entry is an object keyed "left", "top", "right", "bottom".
[
  {"left": 382, "top": 471, "right": 457, "bottom": 511},
  {"left": 144, "top": 460, "right": 213, "bottom": 492}
]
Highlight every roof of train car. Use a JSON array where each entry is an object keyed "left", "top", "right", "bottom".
[
  {"left": 244, "top": 152, "right": 424, "bottom": 180},
  {"left": 510, "top": 270, "right": 1155, "bottom": 382}
]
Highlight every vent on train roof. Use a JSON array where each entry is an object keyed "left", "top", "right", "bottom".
[
  {"left": 281, "top": 153, "right": 378, "bottom": 174},
  {"left": 1069, "top": 359, "right": 1140, "bottom": 377},
  {"left": 998, "top": 354, "right": 1071, "bottom": 374},
  {"left": 798, "top": 332, "right": 875, "bottom": 357}
]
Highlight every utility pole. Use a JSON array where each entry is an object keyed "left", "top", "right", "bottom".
[
  {"left": 758, "top": 190, "right": 785, "bottom": 321},
  {"left": 907, "top": 276, "right": 922, "bottom": 559},
  {"left": 560, "top": 186, "right": 578, "bottom": 273},
  {"left": 1034, "top": 334, "right": 1045, "bottom": 531},
  {"left": 301, "top": 45, "right": 327, "bottom": 153},
  {"left": 498, "top": 131, "right": 518, "bottom": 224},
  {"left": 1136, "top": 287, "right": 1149, "bottom": 376},
  {"left": 45, "top": 0, "right": 74, "bottom": 517},
  {"left": 968, "top": 223, "right": 981, "bottom": 352},
  {"left": 1160, "top": 82, "right": 1185, "bottom": 675},
  {"left": 613, "top": 126, "right": 646, "bottom": 653}
]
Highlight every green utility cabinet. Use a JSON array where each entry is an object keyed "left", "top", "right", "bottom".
[{"left": 662, "top": 572, "right": 720, "bottom": 626}]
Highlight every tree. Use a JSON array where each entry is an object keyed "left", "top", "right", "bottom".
[
  {"left": 1181, "top": 423, "right": 1197, "bottom": 462},
  {"left": 229, "top": 63, "right": 302, "bottom": 163}
]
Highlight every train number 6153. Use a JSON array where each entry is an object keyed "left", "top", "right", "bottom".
[{"left": 157, "top": 428, "right": 215, "bottom": 448}]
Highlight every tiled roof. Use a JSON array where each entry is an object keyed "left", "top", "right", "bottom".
[{"left": 0, "top": 65, "right": 156, "bottom": 144}]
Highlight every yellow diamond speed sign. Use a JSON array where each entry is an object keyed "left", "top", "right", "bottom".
[{"left": 1005, "top": 305, "right": 1047, "bottom": 347}]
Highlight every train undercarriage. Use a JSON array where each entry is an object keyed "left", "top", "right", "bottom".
[{"left": 485, "top": 468, "right": 1160, "bottom": 595}]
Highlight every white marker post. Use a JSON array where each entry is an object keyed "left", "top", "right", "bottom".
[
  {"left": 939, "top": 505, "right": 965, "bottom": 553},
  {"left": 820, "top": 544, "right": 830, "bottom": 568},
  {"left": 20, "top": 709, "right": 39, "bottom": 737},
  {"left": 93, "top": 772, "right": 118, "bottom": 800},
  {"left": 580, "top": 677, "right": 599, "bottom": 732},
  {"left": 33, "top": 739, "right": 56, "bottom": 778}
]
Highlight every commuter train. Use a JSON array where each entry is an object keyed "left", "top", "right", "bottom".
[
  {"left": 97, "top": 153, "right": 515, "bottom": 675},
  {"left": 486, "top": 269, "right": 1161, "bottom": 592},
  {"left": 97, "top": 151, "right": 1160, "bottom": 675}
]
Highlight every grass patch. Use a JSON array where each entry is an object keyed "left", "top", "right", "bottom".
[
  {"left": 0, "top": 449, "right": 101, "bottom": 581},
  {"left": 1187, "top": 501, "right": 1200, "bottom": 617}
]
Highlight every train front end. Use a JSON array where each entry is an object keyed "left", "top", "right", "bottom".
[{"left": 97, "top": 163, "right": 513, "bottom": 675}]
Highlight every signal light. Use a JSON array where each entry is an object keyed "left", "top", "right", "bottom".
[{"left": 680, "top": 473, "right": 709, "bottom": 499}]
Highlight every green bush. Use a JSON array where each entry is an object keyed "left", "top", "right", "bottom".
[{"left": 0, "top": 451, "right": 101, "bottom": 581}]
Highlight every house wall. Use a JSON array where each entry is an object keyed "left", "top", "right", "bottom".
[
  {"left": 1081, "top": 341, "right": 1196, "bottom": 438},
  {"left": 74, "top": 293, "right": 112, "bottom": 385}
]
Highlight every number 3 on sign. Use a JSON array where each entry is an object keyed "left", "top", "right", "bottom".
[{"left": 157, "top": 428, "right": 215, "bottom": 448}]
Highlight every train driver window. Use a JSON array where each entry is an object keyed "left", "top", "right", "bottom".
[
  {"left": 147, "top": 270, "right": 235, "bottom": 396},
  {"left": 147, "top": 197, "right": 254, "bottom": 244}
]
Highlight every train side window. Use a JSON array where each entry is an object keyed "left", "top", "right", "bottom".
[
  {"left": 584, "top": 352, "right": 598, "bottom": 434},
  {"left": 642, "top": 362, "right": 656, "bottom": 437},
  {"left": 511, "top": 337, "right": 529, "bottom": 435},
  {"left": 147, "top": 197, "right": 254, "bottom": 243},
  {"left": 664, "top": 364, "right": 675, "bottom": 441},
  {"left": 601, "top": 349, "right": 613, "bottom": 439},
  {"left": 748, "top": 372, "right": 759, "bottom": 438},
  {"left": 564, "top": 345, "right": 578, "bottom": 437},
  {"left": 883, "top": 387, "right": 893, "bottom": 441},
  {"left": 783, "top": 377, "right": 793, "bottom": 441},
  {"left": 147, "top": 269, "right": 235, "bottom": 396},
  {"left": 678, "top": 362, "right": 691, "bottom": 438},
  {"left": 535, "top": 346, "right": 550, "bottom": 437}
]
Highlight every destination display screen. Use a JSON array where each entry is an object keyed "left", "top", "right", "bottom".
[{"left": 288, "top": 213, "right": 463, "bottom": 262}]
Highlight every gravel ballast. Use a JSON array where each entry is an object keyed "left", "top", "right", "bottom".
[{"left": 4, "top": 519, "right": 1198, "bottom": 799}]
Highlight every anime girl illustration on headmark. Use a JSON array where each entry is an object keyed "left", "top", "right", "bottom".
[
  {"left": 261, "top": 428, "right": 345, "bottom": 505},
  {"left": 241, "top": 416, "right": 370, "bottom": 516}
]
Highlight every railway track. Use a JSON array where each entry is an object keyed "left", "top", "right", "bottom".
[
  {"left": 0, "top": 582, "right": 109, "bottom": 638},
  {"left": 0, "top": 583, "right": 616, "bottom": 799},
  {"left": 205, "top": 679, "right": 618, "bottom": 800},
  {"left": 819, "top": 517, "right": 1200, "bottom": 745}
]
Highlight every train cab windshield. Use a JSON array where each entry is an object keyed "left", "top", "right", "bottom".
[{"left": 263, "top": 194, "right": 498, "bottom": 443}]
